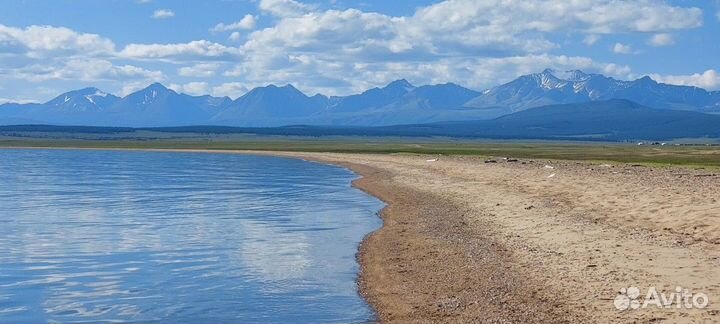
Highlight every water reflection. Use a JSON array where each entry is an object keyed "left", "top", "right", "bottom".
[{"left": 0, "top": 149, "right": 383, "bottom": 324}]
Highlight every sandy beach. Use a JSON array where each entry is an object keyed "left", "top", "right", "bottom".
[{"left": 264, "top": 152, "right": 720, "bottom": 324}]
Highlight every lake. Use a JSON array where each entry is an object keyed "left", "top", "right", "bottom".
[{"left": 0, "top": 149, "right": 383, "bottom": 324}]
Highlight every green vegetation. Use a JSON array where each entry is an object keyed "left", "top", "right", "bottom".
[{"left": 2, "top": 134, "right": 719, "bottom": 168}]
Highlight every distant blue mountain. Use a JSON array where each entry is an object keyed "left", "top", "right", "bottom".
[
  {"left": 466, "top": 69, "right": 720, "bottom": 113},
  {"left": 105, "top": 83, "right": 232, "bottom": 126},
  {"left": 1, "top": 69, "right": 719, "bottom": 127},
  {"left": 45, "top": 87, "right": 121, "bottom": 112},
  {"left": 0, "top": 88, "right": 121, "bottom": 125},
  {"left": 328, "top": 79, "right": 417, "bottom": 113},
  {"left": 319, "top": 81, "right": 488, "bottom": 125},
  {"left": 212, "top": 84, "right": 328, "bottom": 126}
]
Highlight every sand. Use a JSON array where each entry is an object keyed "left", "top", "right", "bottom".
[{"left": 268, "top": 152, "right": 720, "bottom": 324}]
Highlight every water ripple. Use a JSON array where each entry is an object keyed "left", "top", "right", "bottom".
[{"left": 0, "top": 149, "right": 383, "bottom": 324}]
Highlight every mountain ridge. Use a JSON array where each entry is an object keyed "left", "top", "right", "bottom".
[{"left": 1, "top": 69, "right": 719, "bottom": 127}]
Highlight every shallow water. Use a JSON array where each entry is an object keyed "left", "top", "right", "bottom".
[{"left": 0, "top": 149, "right": 383, "bottom": 324}]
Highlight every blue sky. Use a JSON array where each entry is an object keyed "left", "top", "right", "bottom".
[{"left": 0, "top": 0, "right": 718, "bottom": 103}]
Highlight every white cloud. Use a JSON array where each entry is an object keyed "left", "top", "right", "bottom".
[
  {"left": 0, "top": 24, "right": 115, "bottom": 56},
  {"left": 648, "top": 33, "right": 675, "bottom": 46},
  {"left": 152, "top": 9, "right": 175, "bottom": 19},
  {"left": 0, "top": 0, "right": 709, "bottom": 101},
  {"left": 211, "top": 15, "right": 257, "bottom": 32},
  {"left": 242, "top": 0, "right": 701, "bottom": 66},
  {"left": 228, "top": 32, "right": 242, "bottom": 42},
  {"left": 119, "top": 40, "right": 241, "bottom": 60},
  {"left": 575, "top": 2, "right": 702, "bottom": 33},
  {"left": 410, "top": 0, "right": 702, "bottom": 36},
  {"left": 0, "top": 97, "right": 39, "bottom": 104},
  {"left": 259, "top": 0, "right": 312, "bottom": 17},
  {"left": 649, "top": 70, "right": 720, "bottom": 90},
  {"left": 177, "top": 63, "right": 220, "bottom": 77},
  {"left": 13, "top": 59, "right": 164, "bottom": 82},
  {"left": 613, "top": 43, "right": 633, "bottom": 54},
  {"left": 583, "top": 34, "right": 600, "bottom": 46},
  {"left": 212, "top": 82, "right": 249, "bottom": 98},
  {"left": 169, "top": 82, "right": 209, "bottom": 95}
]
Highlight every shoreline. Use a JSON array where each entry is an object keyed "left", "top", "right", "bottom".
[
  {"left": 3, "top": 147, "right": 581, "bottom": 321},
  {"left": 255, "top": 152, "right": 720, "bottom": 323},
  {"left": 335, "top": 160, "right": 588, "bottom": 323},
  {"left": 3, "top": 147, "right": 719, "bottom": 323}
]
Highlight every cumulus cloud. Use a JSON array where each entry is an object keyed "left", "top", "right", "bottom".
[
  {"left": 119, "top": 40, "right": 241, "bottom": 60},
  {"left": 259, "top": 0, "right": 312, "bottom": 17},
  {"left": 650, "top": 70, "right": 720, "bottom": 90},
  {"left": 648, "top": 33, "right": 675, "bottom": 46},
  {"left": 12, "top": 59, "right": 164, "bottom": 83},
  {"left": 0, "top": 24, "right": 115, "bottom": 57},
  {"left": 152, "top": 9, "right": 175, "bottom": 19},
  {"left": 241, "top": 0, "right": 702, "bottom": 67},
  {"left": 410, "top": 0, "right": 702, "bottom": 36},
  {"left": 177, "top": 63, "right": 220, "bottom": 77},
  {"left": 211, "top": 15, "right": 257, "bottom": 32},
  {"left": 613, "top": 43, "right": 633, "bottom": 54}
]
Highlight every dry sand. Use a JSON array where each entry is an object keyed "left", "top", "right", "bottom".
[{"left": 267, "top": 152, "right": 720, "bottom": 324}]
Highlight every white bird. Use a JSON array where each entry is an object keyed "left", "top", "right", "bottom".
[
  {"left": 547, "top": 173, "right": 556, "bottom": 178},
  {"left": 426, "top": 158, "right": 438, "bottom": 162},
  {"left": 544, "top": 165, "right": 555, "bottom": 169}
]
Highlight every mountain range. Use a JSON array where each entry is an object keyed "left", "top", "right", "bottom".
[
  {"left": 467, "top": 69, "right": 720, "bottom": 113},
  {"left": 1, "top": 69, "right": 719, "bottom": 127}
]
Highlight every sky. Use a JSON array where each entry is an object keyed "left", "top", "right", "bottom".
[{"left": 0, "top": 0, "right": 718, "bottom": 103}]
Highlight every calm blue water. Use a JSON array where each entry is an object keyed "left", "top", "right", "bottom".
[{"left": 0, "top": 149, "right": 383, "bottom": 324}]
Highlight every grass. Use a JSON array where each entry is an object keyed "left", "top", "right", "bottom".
[{"left": 2, "top": 136, "right": 720, "bottom": 168}]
